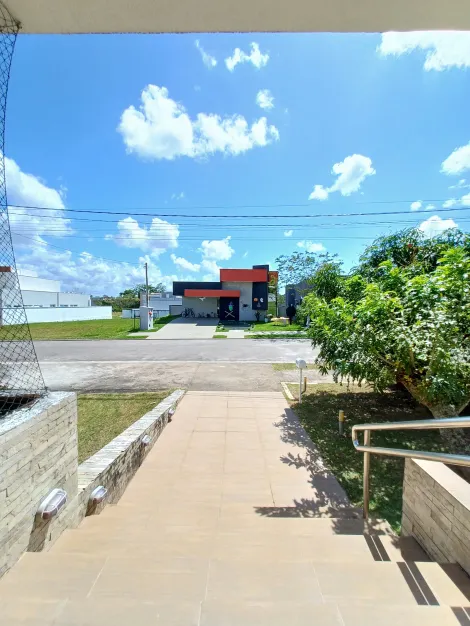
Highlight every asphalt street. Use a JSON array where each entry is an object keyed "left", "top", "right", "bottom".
[
  {"left": 33, "top": 339, "right": 328, "bottom": 392},
  {"left": 34, "top": 338, "right": 316, "bottom": 363}
]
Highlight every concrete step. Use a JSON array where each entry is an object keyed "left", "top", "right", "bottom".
[
  {"left": 0, "top": 597, "right": 467, "bottom": 626},
  {"left": 3, "top": 550, "right": 469, "bottom": 610}
]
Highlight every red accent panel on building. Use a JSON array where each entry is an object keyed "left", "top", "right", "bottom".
[
  {"left": 220, "top": 268, "right": 268, "bottom": 282},
  {"left": 184, "top": 289, "right": 240, "bottom": 298}
]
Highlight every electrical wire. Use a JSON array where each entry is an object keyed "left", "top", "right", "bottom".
[
  {"left": 12, "top": 232, "right": 143, "bottom": 265},
  {"left": 7, "top": 203, "right": 470, "bottom": 219}
]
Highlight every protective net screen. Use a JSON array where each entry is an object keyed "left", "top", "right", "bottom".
[{"left": 0, "top": 3, "right": 46, "bottom": 416}]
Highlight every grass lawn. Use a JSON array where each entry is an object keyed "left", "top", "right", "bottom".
[
  {"left": 19, "top": 317, "right": 136, "bottom": 340},
  {"left": 272, "top": 362, "right": 316, "bottom": 371},
  {"left": 0, "top": 313, "right": 180, "bottom": 340},
  {"left": 250, "top": 322, "right": 304, "bottom": 332},
  {"left": 288, "top": 383, "right": 443, "bottom": 532},
  {"left": 77, "top": 391, "right": 170, "bottom": 463},
  {"left": 213, "top": 334, "right": 228, "bottom": 338}
]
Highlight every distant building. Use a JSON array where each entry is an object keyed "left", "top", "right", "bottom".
[
  {"left": 286, "top": 280, "right": 311, "bottom": 307},
  {"left": 139, "top": 291, "right": 183, "bottom": 318},
  {"left": 173, "top": 265, "right": 277, "bottom": 322},
  {"left": 0, "top": 270, "right": 111, "bottom": 324},
  {"left": 18, "top": 275, "right": 91, "bottom": 308}
]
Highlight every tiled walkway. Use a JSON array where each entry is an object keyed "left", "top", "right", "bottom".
[{"left": 1, "top": 392, "right": 470, "bottom": 625}]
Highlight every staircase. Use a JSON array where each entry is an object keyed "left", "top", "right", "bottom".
[{"left": 1, "top": 391, "right": 469, "bottom": 625}]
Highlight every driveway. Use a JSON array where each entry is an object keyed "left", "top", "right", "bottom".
[{"left": 148, "top": 318, "right": 218, "bottom": 340}]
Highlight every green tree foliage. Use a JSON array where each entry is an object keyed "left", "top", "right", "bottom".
[
  {"left": 91, "top": 295, "right": 139, "bottom": 312},
  {"left": 119, "top": 283, "right": 167, "bottom": 298},
  {"left": 275, "top": 251, "right": 338, "bottom": 296},
  {"left": 302, "top": 228, "right": 470, "bottom": 422}
]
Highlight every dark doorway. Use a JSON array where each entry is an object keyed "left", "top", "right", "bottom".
[{"left": 220, "top": 297, "right": 239, "bottom": 322}]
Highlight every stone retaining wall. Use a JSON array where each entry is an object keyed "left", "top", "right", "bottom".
[
  {"left": 0, "top": 392, "right": 78, "bottom": 577},
  {"left": 402, "top": 458, "right": 470, "bottom": 575},
  {"left": 76, "top": 389, "right": 185, "bottom": 522},
  {"left": 0, "top": 389, "right": 185, "bottom": 578}
]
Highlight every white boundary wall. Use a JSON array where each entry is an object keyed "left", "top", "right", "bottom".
[{"left": 20, "top": 306, "right": 112, "bottom": 324}]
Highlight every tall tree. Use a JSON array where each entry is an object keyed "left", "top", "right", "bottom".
[
  {"left": 303, "top": 229, "right": 470, "bottom": 443},
  {"left": 119, "top": 283, "right": 167, "bottom": 298},
  {"left": 275, "top": 251, "right": 338, "bottom": 297}
]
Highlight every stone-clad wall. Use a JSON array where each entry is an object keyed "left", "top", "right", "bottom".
[
  {"left": 77, "top": 389, "right": 185, "bottom": 520},
  {"left": 0, "top": 389, "right": 185, "bottom": 578},
  {"left": 402, "top": 458, "right": 470, "bottom": 575},
  {"left": 0, "top": 393, "right": 78, "bottom": 577}
]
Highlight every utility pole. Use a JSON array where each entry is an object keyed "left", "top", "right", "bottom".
[{"left": 145, "top": 262, "right": 149, "bottom": 307}]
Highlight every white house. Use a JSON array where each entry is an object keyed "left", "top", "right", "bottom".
[
  {"left": 0, "top": 269, "right": 112, "bottom": 324},
  {"left": 139, "top": 291, "right": 183, "bottom": 317}
]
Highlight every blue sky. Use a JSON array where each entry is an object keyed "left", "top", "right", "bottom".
[{"left": 6, "top": 32, "right": 470, "bottom": 294}]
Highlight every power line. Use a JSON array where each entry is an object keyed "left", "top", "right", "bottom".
[
  {"left": 9, "top": 217, "right": 470, "bottom": 232},
  {"left": 7, "top": 203, "right": 470, "bottom": 219},
  {"left": 12, "top": 232, "right": 143, "bottom": 265}
]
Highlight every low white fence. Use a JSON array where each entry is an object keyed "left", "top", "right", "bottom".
[
  {"left": 22, "top": 306, "right": 112, "bottom": 324},
  {"left": 122, "top": 308, "right": 174, "bottom": 319}
]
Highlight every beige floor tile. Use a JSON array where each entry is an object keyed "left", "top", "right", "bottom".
[
  {"left": 206, "top": 560, "right": 322, "bottom": 603},
  {"left": 0, "top": 554, "right": 106, "bottom": 601},
  {"left": 89, "top": 568, "right": 207, "bottom": 602},
  {"left": 56, "top": 598, "right": 201, "bottom": 626},
  {"left": 194, "top": 418, "right": 227, "bottom": 431},
  {"left": 227, "top": 398, "right": 256, "bottom": 408},
  {"left": 413, "top": 562, "right": 470, "bottom": 606},
  {"left": 0, "top": 599, "right": 65, "bottom": 625},
  {"left": 227, "top": 407, "right": 256, "bottom": 419},
  {"left": 225, "top": 419, "right": 258, "bottom": 432},
  {"left": 104, "top": 555, "right": 209, "bottom": 574},
  {"left": 198, "top": 406, "right": 228, "bottom": 418},
  {"left": 200, "top": 601, "right": 342, "bottom": 625},
  {"left": 338, "top": 604, "right": 463, "bottom": 625},
  {"left": 314, "top": 562, "right": 420, "bottom": 605}
]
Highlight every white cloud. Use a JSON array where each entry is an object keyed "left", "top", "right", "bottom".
[
  {"left": 256, "top": 89, "right": 274, "bottom": 110},
  {"left": 309, "top": 185, "right": 329, "bottom": 201},
  {"left": 419, "top": 215, "right": 458, "bottom": 238},
  {"left": 378, "top": 31, "right": 470, "bottom": 71},
  {"left": 201, "top": 259, "right": 221, "bottom": 280},
  {"left": 15, "top": 245, "right": 179, "bottom": 296},
  {"left": 225, "top": 43, "right": 269, "bottom": 72},
  {"left": 450, "top": 178, "right": 470, "bottom": 190},
  {"left": 5, "top": 156, "right": 72, "bottom": 248},
  {"left": 308, "top": 154, "right": 375, "bottom": 201},
  {"left": 284, "top": 230, "right": 293, "bottom": 237},
  {"left": 461, "top": 193, "right": 470, "bottom": 206},
  {"left": 242, "top": 251, "right": 248, "bottom": 258},
  {"left": 297, "top": 241, "right": 326, "bottom": 253},
  {"left": 410, "top": 200, "right": 422, "bottom": 211},
  {"left": 443, "top": 198, "right": 457, "bottom": 208},
  {"left": 119, "top": 85, "right": 279, "bottom": 161},
  {"left": 441, "top": 142, "right": 470, "bottom": 175},
  {"left": 171, "top": 192, "right": 185, "bottom": 201},
  {"left": 195, "top": 40, "right": 217, "bottom": 68},
  {"left": 199, "top": 235, "right": 234, "bottom": 261},
  {"left": 170, "top": 254, "right": 200, "bottom": 272},
  {"left": 425, "top": 204, "right": 435, "bottom": 211},
  {"left": 105, "top": 216, "right": 179, "bottom": 256}
]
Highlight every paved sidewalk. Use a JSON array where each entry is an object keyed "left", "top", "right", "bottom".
[{"left": 2, "top": 392, "right": 469, "bottom": 624}]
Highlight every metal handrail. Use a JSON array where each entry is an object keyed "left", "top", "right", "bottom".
[{"left": 352, "top": 417, "right": 470, "bottom": 519}]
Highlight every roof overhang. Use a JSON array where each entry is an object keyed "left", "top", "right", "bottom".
[
  {"left": 220, "top": 269, "right": 268, "bottom": 282},
  {"left": 184, "top": 289, "right": 240, "bottom": 298},
  {"left": 6, "top": 0, "right": 470, "bottom": 34}
]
